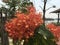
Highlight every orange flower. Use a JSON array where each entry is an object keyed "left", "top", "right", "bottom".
[
  {"left": 5, "top": 6, "right": 43, "bottom": 40},
  {"left": 47, "top": 23, "right": 60, "bottom": 39}
]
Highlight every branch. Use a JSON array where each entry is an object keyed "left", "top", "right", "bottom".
[
  {"left": 46, "top": 5, "right": 56, "bottom": 11},
  {"left": 39, "top": 6, "right": 43, "bottom": 10}
]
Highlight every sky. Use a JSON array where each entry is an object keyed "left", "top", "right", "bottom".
[
  {"left": 30, "top": 0, "right": 60, "bottom": 18},
  {"left": 0, "top": 0, "right": 60, "bottom": 18}
]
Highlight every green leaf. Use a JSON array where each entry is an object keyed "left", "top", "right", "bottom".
[
  {"left": 27, "top": 24, "right": 57, "bottom": 45},
  {"left": 35, "top": 25, "right": 54, "bottom": 39},
  {"left": 23, "top": 33, "right": 57, "bottom": 45}
]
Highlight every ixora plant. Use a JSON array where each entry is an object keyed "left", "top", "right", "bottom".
[{"left": 5, "top": 6, "right": 57, "bottom": 45}]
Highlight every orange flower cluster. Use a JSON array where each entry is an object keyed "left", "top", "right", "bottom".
[
  {"left": 47, "top": 23, "right": 60, "bottom": 39},
  {"left": 5, "top": 7, "right": 43, "bottom": 40}
]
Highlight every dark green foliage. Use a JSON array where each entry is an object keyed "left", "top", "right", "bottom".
[
  {"left": 23, "top": 25, "right": 57, "bottom": 45},
  {"left": 6, "top": 0, "right": 20, "bottom": 18},
  {"left": 36, "top": 25, "right": 54, "bottom": 39},
  {"left": 3, "top": 0, "right": 33, "bottom": 18},
  {"left": 20, "top": 2, "right": 33, "bottom": 13}
]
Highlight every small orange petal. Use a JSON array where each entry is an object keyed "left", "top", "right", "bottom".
[
  {"left": 25, "top": 25, "right": 29, "bottom": 28},
  {"left": 35, "top": 23, "right": 38, "bottom": 26},
  {"left": 23, "top": 20, "right": 26, "bottom": 22}
]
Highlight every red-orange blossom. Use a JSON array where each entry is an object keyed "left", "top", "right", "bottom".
[{"left": 5, "top": 6, "right": 43, "bottom": 40}]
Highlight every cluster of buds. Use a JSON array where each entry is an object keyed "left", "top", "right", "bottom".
[{"left": 5, "top": 7, "right": 43, "bottom": 40}]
